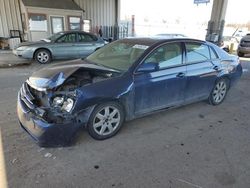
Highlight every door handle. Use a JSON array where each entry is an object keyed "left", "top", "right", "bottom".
[{"left": 176, "top": 72, "right": 185, "bottom": 78}]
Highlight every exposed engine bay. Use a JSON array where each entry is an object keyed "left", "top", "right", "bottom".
[
  {"left": 57, "top": 69, "right": 115, "bottom": 91},
  {"left": 25, "top": 68, "right": 119, "bottom": 123}
]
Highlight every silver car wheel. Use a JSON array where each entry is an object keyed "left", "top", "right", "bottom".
[
  {"left": 212, "top": 81, "right": 227, "bottom": 103},
  {"left": 37, "top": 51, "right": 49, "bottom": 63},
  {"left": 93, "top": 106, "right": 121, "bottom": 136}
]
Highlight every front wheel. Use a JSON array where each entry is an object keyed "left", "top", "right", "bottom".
[
  {"left": 208, "top": 78, "right": 229, "bottom": 105},
  {"left": 35, "top": 49, "right": 52, "bottom": 64},
  {"left": 87, "top": 102, "right": 125, "bottom": 140}
]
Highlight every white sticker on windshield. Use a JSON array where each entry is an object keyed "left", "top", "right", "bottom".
[{"left": 132, "top": 44, "right": 149, "bottom": 50}]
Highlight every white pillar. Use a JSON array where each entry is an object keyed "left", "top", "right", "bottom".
[{"left": 206, "top": 0, "right": 228, "bottom": 43}]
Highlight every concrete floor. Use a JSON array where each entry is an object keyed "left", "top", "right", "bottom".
[{"left": 0, "top": 59, "right": 250, "bottom": 188}]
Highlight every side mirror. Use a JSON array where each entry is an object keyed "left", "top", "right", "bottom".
[{"left": 137, "top": 62, "right": 158, "bottom": 72}]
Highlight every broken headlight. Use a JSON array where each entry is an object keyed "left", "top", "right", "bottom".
[
  {"left": 61, "top": 98, "right": 74, "bottom": 112},
  {"left": 52, "top": 96, "right": 74, "bottom": 112},
  {"left": 53, "top": 96, "right": 64, "bottom": 106}
]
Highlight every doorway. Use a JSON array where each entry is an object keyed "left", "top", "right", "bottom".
[{"left": 51, "top": 16, "right": 64, "bottom": 34}]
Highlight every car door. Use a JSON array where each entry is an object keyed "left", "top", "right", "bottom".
[
  {"left": 52, "top": 33, "right": 79, "bottom": 59},
  {"left": 77, "top": 33, "right": 99, "bottom": 58},
  {"left": 184, "top": 42, "right": 219, "bottom": 102},
  {"left": 133, "top": 42, "right": 187, "bottom": 114}
]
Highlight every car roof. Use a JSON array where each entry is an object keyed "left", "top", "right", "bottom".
[
  {"left": 119, "top": 37, "right": 205, "bottom": 46},
  {"left": 58, "top": 30, "right": 95, "bottom": 35},
  {"left": 242, "top": 34, "right": 250, "bottom": 39},
  {"left": 155, "top": 33, "right": 188, "bottom": 38}
]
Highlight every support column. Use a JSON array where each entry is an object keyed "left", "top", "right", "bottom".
[
  {"left": 206, "top": 0, "right": 228, "bottom": 44},
  {"left": 114, "top": 0, "right": 119, "bottom": 39}
]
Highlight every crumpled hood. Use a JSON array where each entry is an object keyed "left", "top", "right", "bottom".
[{"left": 27, "top": 59, "right": 119, "bottom": 90}]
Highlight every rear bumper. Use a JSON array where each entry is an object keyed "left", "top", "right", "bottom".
[
  {"left": 17, "top": 91, "right": 81, "bottom": 147},
  {"left": 229, "top": 64, "right": 242, "bottom": 86}
]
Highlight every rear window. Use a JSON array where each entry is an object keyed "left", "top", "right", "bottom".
[{"left": 186, "top": 43, "right": 210, "bottom": 63}]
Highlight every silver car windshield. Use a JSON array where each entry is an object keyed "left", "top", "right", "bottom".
[{"left": 86, "top": 40, "right": 149, "bottom": 71}]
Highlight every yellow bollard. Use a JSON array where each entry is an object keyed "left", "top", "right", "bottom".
[
  {"left": 0, "top": 129, "right": 8, "bottom": 188},
  {"left": 229, "top": 43, "right": 234, "bottom": 54}
]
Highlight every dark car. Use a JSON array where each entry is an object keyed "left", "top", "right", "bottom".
[
  {"left": 13, "top": 31, "right": 106, "bottom": 64},
  {"left": 17, "top": 38, "right": 242, "bottom": 146},
  {"left": 237, "top": 33, "right": 250, "bottom": 57}
]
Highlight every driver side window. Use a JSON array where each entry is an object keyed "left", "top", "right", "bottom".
[
  {"left": 144, "top": 43, "right": 182, "bottom": 69},
  {"left": 56, "top": 33, "right": 76, "bottom": 43}
]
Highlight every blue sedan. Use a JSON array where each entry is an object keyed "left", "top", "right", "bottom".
[{"left": 17, "top": 38, "right": 242, "bottom": 146}]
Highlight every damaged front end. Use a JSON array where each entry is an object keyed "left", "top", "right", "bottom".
[
  {"left": 17, "top": 82, "right": 81, "bottom": 147},
  {"left": 17, "top": 62, "right": 119, "bottom": 146}
]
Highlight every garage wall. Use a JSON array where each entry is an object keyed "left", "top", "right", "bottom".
[
  {"left": 23, "top": 6, "right": 83, "bottom": 41},
  {"left": 0, "top": 0, "right": 118, "bottom": 38},
  {"left": 74, "top": 0, "right": 116, "bottom": 27},
  {"left": 0, "top": 0, "right": 23, "bottom": 38}
]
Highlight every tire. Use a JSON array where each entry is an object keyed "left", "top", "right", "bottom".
[
  {"left": 35, "top": 49, "right": 52, "bottom": 64},
  {"left": 208, "top": 78, "right": 229, "bottom": 105},
  {"left": 87, "top": 102, "right": 125, "bottom": 140},
  {"left": 237, "top": 52, "right": 244, "bottom": 57}
]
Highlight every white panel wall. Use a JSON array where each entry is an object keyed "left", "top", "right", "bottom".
[
  {"left": 0, "top": 0, "right": 117, "bottom": 38},
  {"left": 74, "top": 0, "right": 116, "bottom": 27},
  {"left": 0, "top": 0, "right": 22, "bottom": 38}
]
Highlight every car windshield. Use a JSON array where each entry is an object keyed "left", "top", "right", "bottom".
[
  {"left": 46, "top": 32, "right": 65, "bottom": 42},
  {"left": 86, "top": 40, "right": 149, "bottom": 71}
]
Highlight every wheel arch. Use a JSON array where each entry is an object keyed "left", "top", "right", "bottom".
[
  {"left": 76, "top": 97, "right": 128, "bottom": 128},
  {"left": 96, "top": 98, "right": 127, "bottom": 118},
  {"left": 216, "top": 74, "right": 231, "bottom": 89}
]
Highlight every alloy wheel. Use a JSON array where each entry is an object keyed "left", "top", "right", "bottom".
[
  {"left": 93, "top": 106, "right": 121, "bottom": 136},
  {"left": 212, "top": 81, "right": 227, "bottom": 103},
  {"left": 37, "top": 51, "right": 49, "bottom": 63}
]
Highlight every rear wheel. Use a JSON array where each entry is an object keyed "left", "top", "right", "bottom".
[
  {"left": 87, "top": 102, "right": 125, "bottom": 140},
  {"left": 35, "top": 49, "right": 52, "bottom": 64},
  {"left": 208, "top": 78, "right": 229, "bottom": 105}
]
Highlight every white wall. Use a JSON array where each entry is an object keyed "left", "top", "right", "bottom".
[
  {"left": 74, "top": 0, "right": 116, "bottom": 28},
  {"left": 0, "top": 0, "right": 23, "bottom": 38}
]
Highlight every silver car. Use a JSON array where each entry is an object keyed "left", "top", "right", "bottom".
[{"left": 13, "top": 31, "right": 106, "bottom": 64}]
